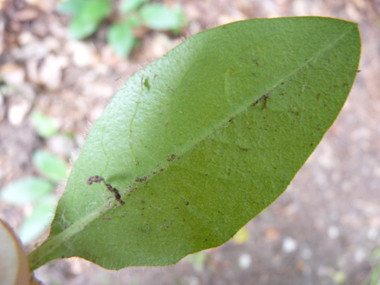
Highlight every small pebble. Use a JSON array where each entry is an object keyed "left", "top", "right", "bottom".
[
  {"left": 238, "top": 253, "right": 252, "bottom": 269},
  {"left": 282, "top": 237, "right": 298, "bottom": 253}
]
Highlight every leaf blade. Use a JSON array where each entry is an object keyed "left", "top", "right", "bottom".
[{"left": 29, "top": 17, "right": 360, "bottom": 270}]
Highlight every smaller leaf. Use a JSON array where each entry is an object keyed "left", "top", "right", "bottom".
[
  {"left": 56, "top": 0, "right": 87, "bottom": 15},
  {"left": 69, "top": 16, "right": 98, "bottom": 39},
  {"left": 120, "top": 0, "right": 148, "bottom": 13},
  {"left": 140, "top": 4, "right": 187, "bottom": 31},
  {"left": 33, "top": 150, "right": 67, "bottom": 182},
  {"left": 31, "top": 111, "right": 59, "bottom": 138},
  {"left": 18, "top": 195, "right": 57, "bottom": 245},
  {"left": 108, "top": 22, "right": 136, "bottom": 57},
  {"left": 68, "top": 0, "right": 112, "bottom": 39},
  {"left": 125, "top": 14, "right": 142, "bottom": 27},
  {"left": 0, "top": 177, "right": 54, "bottom": 205}
]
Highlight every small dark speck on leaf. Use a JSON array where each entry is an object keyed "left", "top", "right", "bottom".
[
  {"left": 289, "top": 106, "right": 300, "bottom": 115},
  {"left": 252, "top": 92, "right": 270, "bottom": 109},
  {"left": 136, "top": 176, "right": 148, "bottom": 182},
  {"left": 167, "top": 154, "right": 176, "bottom": 161},
  {"left": 239, "top": 147, "right": 249, "bottom": 151},
  {"left": 144, "top": 78, "right": 150, "bottom": 91},
  {"left": 186, "top": 201, "right": 189, "bottom": 205}
]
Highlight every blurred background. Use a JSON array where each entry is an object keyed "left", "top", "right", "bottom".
[{"left": 0, "top": 0, "right": 379, "bottom": 284}]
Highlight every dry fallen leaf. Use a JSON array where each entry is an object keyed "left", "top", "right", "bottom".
[{"left": 0, "top": 219, "right": 43, "bottom": 285}]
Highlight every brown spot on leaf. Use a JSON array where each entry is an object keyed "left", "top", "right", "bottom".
[
  {"left": 87, "top": 175, "right": 125, "bottom": 205},
  {"left": 136, "top": 176, "right": 148, "bottom": 182},
  {"left": 167, "top": 154, "right": 176, "bottom": 161}
]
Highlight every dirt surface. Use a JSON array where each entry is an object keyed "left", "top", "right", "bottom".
[{"left": 0, "top": 0, "right": 379, "bottom": 284}]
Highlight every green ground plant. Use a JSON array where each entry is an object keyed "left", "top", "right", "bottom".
[
  {"left": 0, "top": 111, "right": 68, "bottom": 244},
  {"left": 57, "top": 0, "right": 187, "bottom": 57}
]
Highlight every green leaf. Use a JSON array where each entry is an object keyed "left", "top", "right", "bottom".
[
  {"left": 107, "top": 22, "right": 136, "bottom": 57},
  {"left": 120, "top": 0, "right": 148, "bottom": 13},
  {"left": 68, "top": 0, "right": 112, "bottom": 39},
  {"left": 140, "top": 3, "right": 187, "bottom": 31},
  {"left": 29, "top": 17, "right": 360, "bottom": 270},
  {"left": 125, "top": 14, "right": 141, "bottom": 27},
  {"left": 33, "top": 150, "right": 67, "bottom": 182},
  {"left": 56, "top": 0, "right": 87, "bottom": 15},
  {"left": 0, "top": 177, "right": 54, "bottom": 205},
  {"left": 19, "top": 195, "right": 58, "bottom": 245},
  {"left": 31, "top": 111, "right": 59, "bottom": 138}
]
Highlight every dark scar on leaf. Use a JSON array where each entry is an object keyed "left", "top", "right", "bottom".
[
  {"left": 87, "top": 175, "right": 125, "bottom": 205},
  {"left": 136, "top": 176, "right": 148, "bottom": 182},
  {"left": 167, "top": 154, "right": 176, "bottom": 161},
  {"left": 252, "top": 92, "right": 270, "bottom": 109}
]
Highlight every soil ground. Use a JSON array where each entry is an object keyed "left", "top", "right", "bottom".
[{"left": 0, "top": 0, "right": 380, "bottom": 284}]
